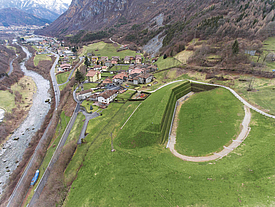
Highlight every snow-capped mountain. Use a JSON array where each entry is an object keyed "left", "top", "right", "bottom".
[{"left": 0, "top": 0, "right": 72, "bottom": 22}]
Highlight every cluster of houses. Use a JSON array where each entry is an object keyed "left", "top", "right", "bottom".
[
  {"left": 86, "top": 63, "right": 157, "bottom": 86},
  {"left": 87, "top": 55, "right": 142, "bottom": 66},
  {"left": 77, "top": 88, "right": 119, "bottom": 108},
  {"left": 77, "top": 63, "right": 157, "bottom": 108}
]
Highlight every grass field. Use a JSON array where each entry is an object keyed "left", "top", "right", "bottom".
[
  {"left": 83, "top": 82, "right": 99, "bottom": 90},
  {"left": 65, "top": 112, "right": 85, "bottom": 144},
  {"left": 80, "top": 41, "right": 142, "bottom": 59},
  {"left": 155, "top": 56, "right": 182, "bottom": 70},
  {"left": 33, "top": 54, "right": 51, "bottom": 66},
  {"left": 56, "top": 71, "right": 71, "bottom": 84},
  {"left": 81, "top": 100, "right": 99, "bottom": 113},
  {"left": 109, "top": 65, "right": 129, "bottom": 71},
  {"left": 0, "top": 90, "right": 15, "bottom": 112},
  {"left": 101, "top": 72, "right": 114, "bottom": 77},
  {"left": 228, "top": 77, "right": 275, "bottom": 115},
  {"left": 175, "top": 88, "right": 244, "bottom": 156},
  {"left": 63, "top": 102, "right": 141, "bottom": 187},
  {"left": 117, "top": 90, "right": 135, "bottom": 100},
  {"left": 63, "top": 80, "right": 275, "bottom": 207},
  {"left": 0, "top": 76, "right": 36, "bottom": 113},
  {"left": 174, "top": 50, "right": 193, "bottom": 64}
]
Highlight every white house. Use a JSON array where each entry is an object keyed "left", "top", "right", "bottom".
[{"left": 98, "top": 90, "right": 118, "bottom": 105}]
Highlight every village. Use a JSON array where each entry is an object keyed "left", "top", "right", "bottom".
[
  {"left": 19, "top": 35, "right": 159, "bottom": 111},
  {"left": 76, "top": 55, "right": 157, "bottom": 110}
]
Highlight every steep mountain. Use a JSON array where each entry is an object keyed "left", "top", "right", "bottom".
[
  {"left": 39, "top": 0, "right": 275, "bottom": 51},
  {"left": 0, "top": 8, "right": 51, "bottom": 26},
  {"left": 0, "top": 0, "right": 71, "bottom": 22}
]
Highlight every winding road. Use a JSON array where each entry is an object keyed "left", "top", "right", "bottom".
[
  {"left": 0, "top": 54, "right": 18, "bottom": 82},
  {"left": 58, "top": 57, "right": 84, "bottom": 86}
]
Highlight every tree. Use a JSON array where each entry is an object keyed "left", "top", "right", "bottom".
[
  {"left": 72, "top": 47, "right": 77, "bottom": 53},
  {"left": 163, "top": 54, "right": 167, "bottom": 59},
  {"left": 75, "top": 69, "right": 85, "bottom": 84},
  {"left": 232, "top": 40, "right": 239, "bottom": 55},
  {"left": 84, "top": 56, "right": 90, "bottom": 68}
]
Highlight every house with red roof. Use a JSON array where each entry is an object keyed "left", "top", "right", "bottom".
[
  {"left": 112, "top": 72, "right": 128, "bottom": 85},
  {"left": 86, "top": 70, "right": 101, "bottom": 82}
]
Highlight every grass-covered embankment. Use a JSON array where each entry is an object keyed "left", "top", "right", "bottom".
[
  {"left": 64, "top": 89, "right": 275, "bottom": 207},
  {"left": 175, "top": 88, "right": 244, "bottom": 156}
]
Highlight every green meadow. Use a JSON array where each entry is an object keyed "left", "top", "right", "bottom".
[
  {"left": 80, "top": 41, "right": 142, "bottom": 59},
  {"left": 33, "top": 54, "right": 51, "bottom": 66},
  {"left": 63, "top": 82, "right": 275, "bottom": 207},
  {"left": 176, "top": 88, "right": 244, "bottom": 156}
]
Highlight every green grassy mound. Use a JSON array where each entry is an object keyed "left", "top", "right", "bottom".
[
  {"left": 175, "top": 88, "right": 244, "bottom": 156},
  {"left": 65, "top": 111, "right": 275, "bottom": 207},
  {"left": 117, "top": 81, "right": 191, "bottom": 149}
]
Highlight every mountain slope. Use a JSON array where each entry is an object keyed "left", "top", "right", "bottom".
[
  {"left": 39, "top": 0, "right": 275, "bottom": 49},
  {"left": 0, "top": 8, "right": 51, "bottom": 26},
  {"left": 0, "top": 0, "right": 71, "bottom": 22}
]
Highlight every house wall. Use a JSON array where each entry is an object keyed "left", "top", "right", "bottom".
[{"left": 78, "top": 92, "right": 92, "bottom": 100}]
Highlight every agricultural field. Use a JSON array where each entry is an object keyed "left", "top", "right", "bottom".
[
  {"left": 33, "top": 54, "right": 51, "bottom": 66},
  {"left": 63, "top": 82, "right": 275, "bottom": 207},
  {"left": 175, "top": 88, "right": 244, "bottom": 156},
  {"left": 80, "top": 41, "right": 142, "bottom": 59}
]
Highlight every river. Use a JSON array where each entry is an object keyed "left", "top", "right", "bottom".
[{"left": 0, "top": 45, "right": 51, "bottom": 195}]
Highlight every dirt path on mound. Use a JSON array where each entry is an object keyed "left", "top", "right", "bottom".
[{"left": 168, "top": 102, "right": 251, "bottom": 162}]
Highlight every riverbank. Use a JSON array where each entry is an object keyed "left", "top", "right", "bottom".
[
  {"left": 0, "top": 76, "right": 37, "bottom": 145},
  {"left": 0, "top": 45, "right": 51, "bottom": 196}
]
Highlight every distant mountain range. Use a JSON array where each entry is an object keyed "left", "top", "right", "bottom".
[
  {"left": 0, "top": 8, "right": 51, "bottom": 27},
  {"left": 0, "top": 0, "right": 71, "bottom": 22}
]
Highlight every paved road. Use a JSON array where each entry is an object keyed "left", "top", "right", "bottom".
[
  {"left": 46, "top": 48, "right": 60, "bottom": 109},
  {"left": 28, "top": 103, "right": 80, "bottom": 206},
  {"left": 0, "top": 54, "right": 18, "bottom": 82},
  {"left": 58, "top": 57, "right": 84, "bottom": 86},
  {"left": 77, "top": 110, "right": 100, "bottom": 144}
]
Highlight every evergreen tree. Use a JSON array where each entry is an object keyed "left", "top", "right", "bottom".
[
  {"left": 75, "top": 69, "right": 85, "bottom": 84},
  {"left": 84, "top": 56, "right": 90, "bottom": 68},
  {"left": 232, "top": 40, "right": 239, "bottom": 55}
]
